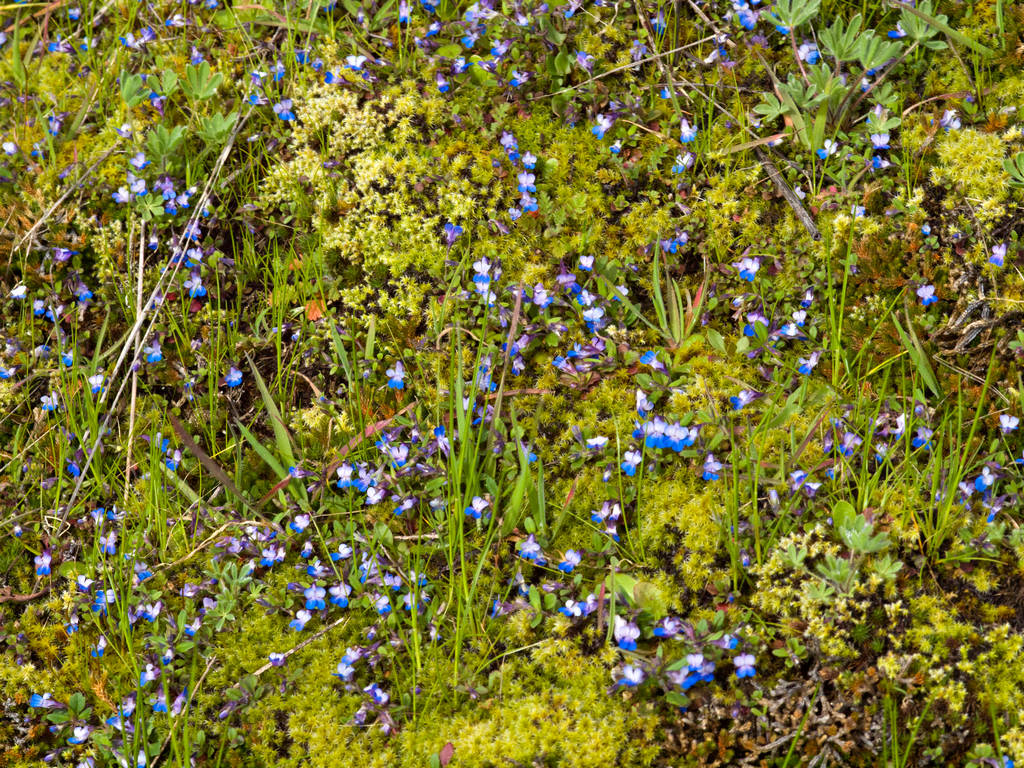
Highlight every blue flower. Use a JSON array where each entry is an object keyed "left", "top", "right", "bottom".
[
  {"left": 679, "top": 118, "right": 698, "bottom": 143},
  {"left": 557, "top": 550, "right": 581, "bottom": 572},
  {"left": 916, "top": 284, "right": 937, "bottom": 306},
  {"left": 733, "top": 257, "right": 760, "bottom": 281},
  {"left": 702, "top": 453, "right": 722, "bottom": 481},
  {"left": 733, "top": 653, "right": 756, "bottom": 678},
  {"left": 34, "top": 551, "right": 51, "bottom": 575}
]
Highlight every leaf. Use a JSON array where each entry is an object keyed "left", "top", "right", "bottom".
[
  {"left": 439, "top": 743, "right": 455, "bottom": 767},
  {"left": 553, "top": 48, "right": 573, "bottom": 76},
  {"left": 891, "top": 0, "right": 995, "bottom": 58},
  {"left": 436, "top": 44, "right": 462, "bottom": 58},
  {"left": 892, "top": 314, "right": 940, "bottom": 397}
]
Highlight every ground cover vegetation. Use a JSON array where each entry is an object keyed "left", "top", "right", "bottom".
[{"left": 1, "top": 0, "right": 1023, "bottom": 764}]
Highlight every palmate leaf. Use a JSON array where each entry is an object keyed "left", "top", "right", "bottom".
[
  {"left": 771, "top": 0, "right": 820, "bottom": 31},
  {"left": 855, "top": 32, "right": 903, "bottom": 71},
  {"left": 819, "top": 13, "right": 863, "bottom": 62},
  {"left": 1004, "top": 152, "right": 1024, "bottom": 187}
]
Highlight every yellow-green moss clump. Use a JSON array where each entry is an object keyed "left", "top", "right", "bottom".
[
  {"left": 223, "top": 634, "right": 663, "bottom": 768},
  {"left": 258, "top": 68, "right": 682, "bottom": 334}
]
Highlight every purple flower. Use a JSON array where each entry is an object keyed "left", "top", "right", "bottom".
[
  {"left": 518, "top": 534, "right": 543, "bottom": 562},
  {"left": 444, "top": 222, "right": 463, "bottom": 247}
]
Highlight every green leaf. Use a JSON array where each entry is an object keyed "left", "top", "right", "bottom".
[
  {"left": 552, "top": 48, "right": 573, "bottom": 76},
  {"left": 892, "top": 0, "right": 994, "bottom": 58},
  {"left": 121, "top": 72, "right": 148, "bottom": 107}
]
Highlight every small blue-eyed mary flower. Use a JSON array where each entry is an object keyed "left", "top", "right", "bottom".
[
  {"left": 444, "top": 222, "right": 463, "bottom": 247},
  {"left": 621, "top": 449, "right": 642, "bottom": 476},
  {"left": 672, "top": 152, "right": 694, "bottom": 173},
  {"left": 679, "top": 118, "right": 698, "bottom": 143},
  {"left": 560, "top": 599, "right": 584, "bottom": 617},
  {"left": 816, "top": 139, "right": 838, "bottom": 159},
  {"left": 975, "top": 466, "right": 996, "bottom": 493},
  {"left": 273, "top": 99, "right": 296, "bottom": 121},
  {"left": 330, "top": 582, "right": 352, "bottom": 607},
  {"left": 917, "top": 284, "right": 937, "bottom": 306},
  {"left": 797, "top": 42, "right": 819, "bottom": 63},
  {"left": 798, "top": 351, "right": 821, "bottom": 375},
  {"left": 734, "top": 653, "right": 756, "bottom": 678},
  {"left": 940, "top": 109, "right": 961, "bottom": 131},
  {"left": 290, "top": 609, "right": 313, "bottom": 631},
  {"left": 991, "top": 243, "right": 1007, "bottom": 267},
  {"left": 912, "top": 426, "right": 933, "bottom": 450},
  {"left": 34, "top": 550, "right": 51, "bottom": 575},
  {"left": 364, "top": 682, "right": 390, "bottom": 706},
  {"left": 733, "top": 256, "right": 760, "bottom": 281},
  {"left": 304, "top": 584, "right": 327, "bottom": 610},
  {"left": 703, "top": 453, "right": 723, "bottom": 481},
  {"left": 616, "top": 664, "right": 645, "bottom": 687},
  {"left": 224, "top": 366, "right": 243, "bottom": 387},
  {"left": 614, "top": 615, "right": 641, "bottom": 650},
  {"left": 100, "top": 532, "right": 117, "bottom": 555},
  {"left": 68, "top": 725, "right": 92, "bottom": 745},
  {"left": 139, "top": 663, "right": 160, "bottom": 686},
  {"left": 518, "top": 533, "right": 543, "bottom": 562},
  {"left": 999, "top": 414, "right": 1019, "bottom": 433},
  {"left": 334, "top": 661, "right": 355, "bottom": 681},
  {"left": 184, "top": 273, "right": 206, "bottom": 298},
  {"left": 730, "top": 389, "right": 759, "bottom": 410},
  {"left": 29, "top": 693, "right": 62, "bottom": 709},
  {"left": 557, "top": 550, "right": 581, "bottom": 573},
  {"left": 592, "top": 113, "right": 614, "bottom": 140}
]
